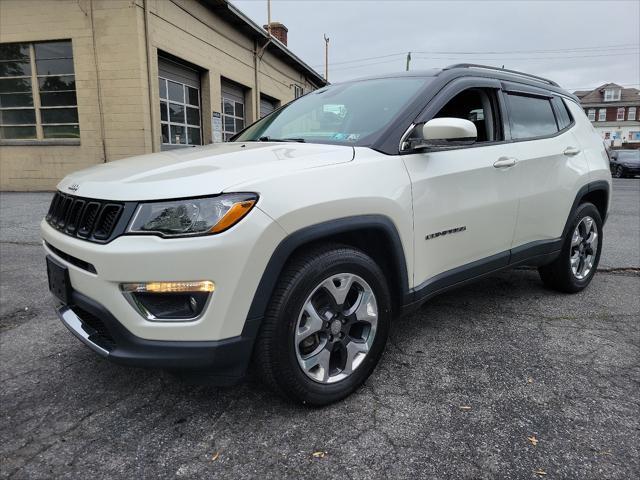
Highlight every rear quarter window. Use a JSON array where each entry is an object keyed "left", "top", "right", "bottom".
[
  {"left": 507, "top": 93, "right": 559, "bottom": 140},
  {"left": 552, "top": 97, "right": 573, "bottom": 131}
]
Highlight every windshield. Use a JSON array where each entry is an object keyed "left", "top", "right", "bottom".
[
  {"left": 617, "top": 151, "right": 640, "bottom": 163},
  {"left": 234, "top": 77, "right": 430, "bottom": 146}
]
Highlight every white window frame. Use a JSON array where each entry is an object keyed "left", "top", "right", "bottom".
[
  {"left": 598, "top": 109, "right": 606, "bottom": 121},
  {"left": 628, "top": 107, "right": 636, "bottom": 121},
  {"left": 221, "top": 97, "right": 244, "bottom": 141},
  {"left": 293, "top": 85, "right": 304, "bottom": 98},
  {"left": 604, "top": 89, "right": 621, "bottom": 102},
  {"left": 616, "top": 107, "right": 625, "bottom": 121},
  {"left": 587, "top": 109, "right": 596, "bottom": 121},
  {"left": 159, "top": 76, "right": 202, "bottom": 147}
]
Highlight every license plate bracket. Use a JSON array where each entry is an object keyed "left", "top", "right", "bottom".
[{"left": 46, "top": 256, "right": 71, "bottom": 304}]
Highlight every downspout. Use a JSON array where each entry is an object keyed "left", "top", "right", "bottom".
[
  {"left": 143, "top": 0, "right": 157, "bottom": 152},
  {"left": 254, "top": 37, "right": 272, "bottom": 122},
  {"left": 89, "top": 0, "right": 107, "bottom": 162}
]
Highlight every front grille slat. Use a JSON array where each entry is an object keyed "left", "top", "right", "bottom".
[
  {"left": 77, "top": 202, "right": 100, "bottom": 238},
  {"left": 93, "top": 205, "right": 123, "bottom": 240},
  {"left": 46, "top": 192, "right": 125, "bottom": 243},
  {"left": 65, "top": 199, "right": 85, "bottom": 234}
]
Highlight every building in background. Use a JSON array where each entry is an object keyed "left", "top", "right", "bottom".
[
  {"left": 0, "top": 0, "right": 325, "bottom": 190},
  {"left": 574, "top": 83, "right": 640, "bottom": 149}
]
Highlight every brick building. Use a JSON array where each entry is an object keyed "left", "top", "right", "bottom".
[
  {"left": 574, "top": 83, "right": 640, "bottom": 149},
  {"left": 0, "top": 0, "right": 325, "bottom": 190}
]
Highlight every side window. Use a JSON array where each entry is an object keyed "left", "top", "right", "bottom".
[
  {"left": 506, "top": 94, "right": 558, "bottom": 139},
  {"left": 552, "top": 97, "right": 573, "bottom": 131},
  {"left": 432, "top": 87, "right": 503, "bottom": 142}
]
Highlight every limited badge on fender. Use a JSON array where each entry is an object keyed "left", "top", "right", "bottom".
[{"left": 425, "top": 226, "right": 467, "bottom": 240}]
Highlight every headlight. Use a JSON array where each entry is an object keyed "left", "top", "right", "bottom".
[{"left": 127, "top": 193, "right": 257, "bottom": 237}]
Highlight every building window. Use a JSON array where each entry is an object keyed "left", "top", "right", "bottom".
[
  {"left": 598, "top": 109, "right": 606, "bottom": 121},
  {"left": 221, "top": 97, "right": 244, "bottom": 141},
  {"left": 628, "top": 107, "right": 636, "bottom": 121},
  {"left": 604, "top": 89, "right": 621, "bottom": 101},
  {"left": 293, "top": 85, "right": 304, "bottom": 98},
  {"left": 616, "top": 107, "right": 625, "bottom": 121},
  {"left": 587, "top": 109, "right": 596, "bottom": 121},
  {"left": 159, "top": 77, "right": 201, "bottom": 146},
  {"left": 0, "top": 40, "right": 79, "bottom": 140}
]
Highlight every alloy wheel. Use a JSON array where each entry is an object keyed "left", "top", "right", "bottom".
[
  {"left": 570, "top": 216, "right": 598, "bottom": 280},
  {"left": 294, "top": 273, "right": 378, "bottom": 384}
]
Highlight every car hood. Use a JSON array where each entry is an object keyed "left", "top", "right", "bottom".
[{"left": 57, "top": 142, "right": 355, "bottom": 201}]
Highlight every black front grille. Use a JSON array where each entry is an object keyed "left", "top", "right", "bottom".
[
  {"left": 72, "top": 306, "right": 116, "bottom": 351},
  {"left": 46, "top": 192, "right": 125, "bottom": 243}
]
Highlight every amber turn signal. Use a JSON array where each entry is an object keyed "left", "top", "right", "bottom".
[
  {"left": 209, "top": 200, "right": 257, "bottom": 233},
  {"left": 120, "top": 280, "right": 215, "bottom": 293}
]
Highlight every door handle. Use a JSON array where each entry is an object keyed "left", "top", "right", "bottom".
[
  {"left": 563, "top": 146, "right": 581, "bottom": 156},
  {"left": 493, "top": 157, "right": 517, "bottom": 168}
]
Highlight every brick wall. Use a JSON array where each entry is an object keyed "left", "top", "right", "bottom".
[{"left": 0, "top": 0, "right": 320, "bottom": 190}]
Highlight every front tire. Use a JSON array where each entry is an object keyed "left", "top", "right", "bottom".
[
  {"left": 254, "top": 244, "right": 392, "bottom": 406},
  {"left": 538, "top": 202, "right": 603, "bottom": 293}
]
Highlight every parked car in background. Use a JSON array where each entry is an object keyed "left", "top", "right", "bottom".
[
  {"left": 610, "top": 149, "right": 640, "bottom": 178},
  {"left": 42, "top": 64, "right": 611, "bottom": 406}
]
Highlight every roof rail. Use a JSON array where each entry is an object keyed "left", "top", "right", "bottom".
[{"left": 443, "top": 63, "right": 559, "bottom": 87}]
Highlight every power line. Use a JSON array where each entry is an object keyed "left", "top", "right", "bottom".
[
  {"left": 312, "top": 43, "right": 639, "bottom": 68},
  {"left": 328, "top": 51, "right": 640, "bottom": 72},
  {"left": 566, "top": 83, "right": 640, "bottom": 91}
]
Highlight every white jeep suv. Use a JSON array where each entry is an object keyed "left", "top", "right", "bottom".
[{"left": 42, "top": 64, "right": 611, "bottom": 405}]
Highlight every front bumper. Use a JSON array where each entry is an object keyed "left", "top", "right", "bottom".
[
  {"left": 41, "top": 206, "right": 286, "bottom": 342},
  {"left": 57, "top": 290, "right": 260, "bottom": 383}
]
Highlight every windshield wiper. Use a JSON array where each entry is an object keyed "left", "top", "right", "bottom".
[{"left": 258, "top": 136, "right": 306, "bottom": 143}]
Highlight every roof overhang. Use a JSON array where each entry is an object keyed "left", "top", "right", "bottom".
[{"left": 199, "top": 0, "right": 327, "bottom": 87}]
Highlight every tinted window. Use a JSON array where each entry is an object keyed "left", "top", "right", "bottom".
[
  {"left": 553, "top": 97, "right": 572, "bottom": 130},
  {"left": 507, "top": 94, "right": 558, "bottom": 139},
  {"left": 432, "top": 88, "right": 502, "bottom": 142}
]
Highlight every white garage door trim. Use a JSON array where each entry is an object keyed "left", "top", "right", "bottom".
[{"left": 158, "top": 57, "right": 202, "bottom": 150}]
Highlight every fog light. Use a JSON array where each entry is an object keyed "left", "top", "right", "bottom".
[{"left": 120, "top": 281, "right": 214, "bottom": 321}]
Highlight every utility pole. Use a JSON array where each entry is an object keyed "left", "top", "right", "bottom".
[
  {"left": 267, "top": 0, "right": 272, "bottom": 36},
  {"left": 323, "top": 34, "right": 330, "bottom": 82},
  {"left": 406, "top": 52, "right": 411, "bottom": 71}
]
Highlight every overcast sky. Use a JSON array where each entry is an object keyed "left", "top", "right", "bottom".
[{"left": 231, "top": 0, "right": 640, "bottom": 91}]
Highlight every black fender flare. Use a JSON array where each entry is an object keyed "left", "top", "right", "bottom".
[
  {"left": 561, "top": 180, "right": 611, "bottom": 240},
  {"left": 244, "top": 215, "right": 410, "bottom": 332}
]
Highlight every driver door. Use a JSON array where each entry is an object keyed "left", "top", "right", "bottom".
[{"left": 402, "top": 82, "right": 519, "bottom": 291}]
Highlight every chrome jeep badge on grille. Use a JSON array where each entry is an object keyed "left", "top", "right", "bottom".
[{"left": 68, "top": 184, "right": 79, "bottom": 192}]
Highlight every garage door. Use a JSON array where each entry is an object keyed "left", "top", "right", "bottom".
[
  {"left": 260, "top": 96, "right": 277, "bottom": 118},
  {"left": 221, "top": 81, "right": 245, "bottom": 141},
  {"left": 158, "top": 57, "right": 202, "bottom": 150}
]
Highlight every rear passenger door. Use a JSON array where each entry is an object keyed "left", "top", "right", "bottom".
[{"left": 503, "top": 83, "right": 589, "bottom": 253}]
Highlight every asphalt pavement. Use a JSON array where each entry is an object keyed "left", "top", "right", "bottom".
[{"left": 1, "top": 179, "right": 638, "bottom": 479}]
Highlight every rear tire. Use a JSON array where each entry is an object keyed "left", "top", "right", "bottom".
[
  {"left": 254, "top": 244, "right": 392, "bottom": 406},
  {"left": 613, "top": 165, "right": 625, "bottom": 178},
  {"left": 538, "top": 202, "right": 603, "bottom": 293}
]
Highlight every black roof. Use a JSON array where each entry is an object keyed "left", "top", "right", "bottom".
[{"left": 342, "top": 64, "right": 578, "bottom": 102}]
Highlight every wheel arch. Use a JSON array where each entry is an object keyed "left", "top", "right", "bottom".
[
  {"left": 562, "top": 180, "right": 610, "bottom": 239},
  {"left": 246, "top": 215, "right": 411, "bottom": 324}
]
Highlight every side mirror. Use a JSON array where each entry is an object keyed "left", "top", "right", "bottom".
[{"left": 422, "top": 117, "right": 477, "bottom": 143}]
